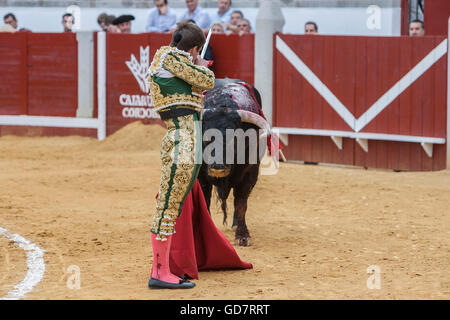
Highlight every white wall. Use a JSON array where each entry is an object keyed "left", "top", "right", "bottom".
[{"left": 2, "top": 6, "right": 400, "bottom": 36}]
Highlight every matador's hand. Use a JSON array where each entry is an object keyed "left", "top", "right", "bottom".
[{"left": 194, "top": 56, "right": 209, "bottom": 68}]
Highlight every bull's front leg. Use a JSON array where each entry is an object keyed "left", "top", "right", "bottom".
[
  {"left": 198, "top": 166, "right": 212, "bottom": 212},
  {"left": 233, "top": 194, "right": 251, "bottom": 246},
  {"left": 200, "top": 182, "right": 212, "bottom": 212},
  {"left": 232, "top": 165, "right": 258, "bottom": 246}
]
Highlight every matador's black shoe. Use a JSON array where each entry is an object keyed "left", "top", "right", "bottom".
[{"left": 148, "top": 277, "right": 196, "bottom": 289}]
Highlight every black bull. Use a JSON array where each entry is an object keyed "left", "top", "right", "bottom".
[{"left": 198, "top": 79, "right": 270, "bottom": 246}]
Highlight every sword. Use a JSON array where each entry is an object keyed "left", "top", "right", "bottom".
[{"left": 200, "top": 28, "right": 212, "bottom": 59}]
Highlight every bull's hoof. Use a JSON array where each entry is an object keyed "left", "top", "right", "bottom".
[{"left": 235, "top": 237, "right": 252, "bottom": 246}]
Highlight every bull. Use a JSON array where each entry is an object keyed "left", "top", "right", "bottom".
[{"left": 198, "top": 79, "right": 277, "bottom": 246}]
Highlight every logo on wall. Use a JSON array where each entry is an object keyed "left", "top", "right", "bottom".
[{"left": 120, "top": 46, "right": 159, "bottom": 120}]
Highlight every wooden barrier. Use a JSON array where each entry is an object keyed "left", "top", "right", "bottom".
[
  {"left": 273, "top": 34, "right": 448, "bottom": 171},
  {"left": 2, "top": 32, "right": 447, "bottom": 172},
  {"left": 424, "top": 0, "right": 450, "bottom": 36},
  {"left": 0, "top": 32, "right": 99, "bottom": 137}
]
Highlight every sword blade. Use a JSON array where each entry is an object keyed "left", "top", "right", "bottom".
[{"left": 200, "top": 28, "right": 212, "bottom": 59}]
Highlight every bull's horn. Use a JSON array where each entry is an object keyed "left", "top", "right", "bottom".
[
  {"left": 236, "top": 110, "right": 283, "bottom": 162},
  {"left": 235, "top": 110, "right": 271, "bottom": 135}
]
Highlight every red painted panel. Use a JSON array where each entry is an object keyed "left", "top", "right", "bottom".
[
  {"left": 424, "top": 0, "right": 450, "bottom": 36},
  {"left": 274, "top": 34, "right": 447, "bottom": 171},
  {"left": 401, "top": 0, "right": 409, "bottom": 36},
  {"left": 385, "top": 38, "right": 401, "bottom": 170},
  {"left": 274, "top": 35, "right": 353, "bottom": 131},
  {"left": 0, "top": 32, "right": 27, "bottom": 115},
  {"left": 209, "top": 33, "right": 254, "bottom": 84},
  {"left": 311, "top": 36, "right": 325, "bottom": 130},
  {"left": 27, "top": 33, "right": 78, "bottom": 117}
]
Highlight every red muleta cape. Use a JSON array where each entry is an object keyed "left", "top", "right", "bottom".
[{"left": 169, "top": 180, "right": 253, "bottom": 280}]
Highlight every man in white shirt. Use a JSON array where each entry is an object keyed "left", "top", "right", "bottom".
[
  {"left": 409, "top": 20, "right": 425, "bottom": 37},
  {"left": 146, "top": 0, "right": 177, "bottom": 33},
  {"left": 178, "top": 0, "right": 211, "bottom": 32},
  {"left": 210, "top": 0, "right": 232, "bottom": 24},
  {"left": 237, "top": 18, "right": 251, "bottom": 36}
]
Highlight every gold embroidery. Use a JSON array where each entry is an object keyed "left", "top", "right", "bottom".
[
  {"left": 163, "top": 54, "right": 214, "bottom": 90},
  {"left": 150, "top": 114, "right": 201, "bottom": 241},
  {"left": 149, "top": 79, "right": 204, "bottom": 112},
  {"left": 148, "top": 46, "right": 214, "bottom": 113}
]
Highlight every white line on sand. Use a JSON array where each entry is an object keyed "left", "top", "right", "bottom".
[{"left": 0, "top": 226, "right": 45, "bottom": 300}]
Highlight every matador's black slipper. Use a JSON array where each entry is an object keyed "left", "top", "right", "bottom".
[{"left": 148, "top": 277, "right": 196, "bottom": 289}]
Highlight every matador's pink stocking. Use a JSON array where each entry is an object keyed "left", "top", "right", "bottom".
[{"left": 150, "top": 233, "right": 181, "bottom": 284}]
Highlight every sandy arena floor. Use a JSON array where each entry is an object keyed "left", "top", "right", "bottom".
[{"left": 0, "top": 121, "right": 449, "bottom": 300}]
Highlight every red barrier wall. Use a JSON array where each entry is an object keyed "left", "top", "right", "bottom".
[
  {"left": 0, "top": 32, "right": 27, "bottom": 115},
  {"left": 274, "top": 34, "right": 447, "bottom": 171},
  {"left": 0, "top": 33, "right": 78, "bottom": 117},
  {"left": 0, "top": 33, "right": 88, "bottom": 137},
  {"left": 27, "top": 33, "right": 78, "bottom": 117}
]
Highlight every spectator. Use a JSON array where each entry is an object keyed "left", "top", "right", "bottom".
[
  {"left": 146, "top": 0, "right": 177, "bottom": 33},
  {"left": 97, "top": 12, "right": 108, "bottom": 31},
  {"left": 113, "top": 15, "right": 135, "bottom": 33},
  {"left": 304, "top": 21, "right": 318, "bottom": 34},
  {"left": 237, "top": 18, "right": 251, "bottom": 36},
  {"left": 3, "top": 13, "right": 18, "bottom": 31},
  {"left": 178, "top": 0, "right": 211, "bottom": 32},
  {"left": 107, "top": 24, "right": 121, "bottom": 33},
  {"left": 62, "top": 13, "right": 74, "bottom": 33},
  {"left": 409, "top": 19, "right": 425, "bottom": 36},
  {"left": 211, "top": 21, "right": 225, "bottom": 34},
  {"left": 104, "top": 15, "right": 119, "bottom": 32},
  {"left": 210, "top": 0, "right": 232, "bottom": 24},
  {"left": 230, "top": 10, "right": 243, "bottom": 26},
  {"left": 227, "top": 10, "right": 243, "bottom": 34}
]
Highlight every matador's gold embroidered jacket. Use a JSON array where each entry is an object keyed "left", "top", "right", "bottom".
[{"left": 148, "top": 46, "right": 215, "bottom": 118}]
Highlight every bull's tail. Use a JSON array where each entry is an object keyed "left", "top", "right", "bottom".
[
  {"left": 213, "top": 185, "right": 229, "bottom": 225},
  {"left": 220, "top": 197, "right": 228, "bottom": 225}
]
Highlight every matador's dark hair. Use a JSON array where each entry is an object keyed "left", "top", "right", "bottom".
[{"left": 170, "top": 20, "right": 206, "bottom": 52}]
